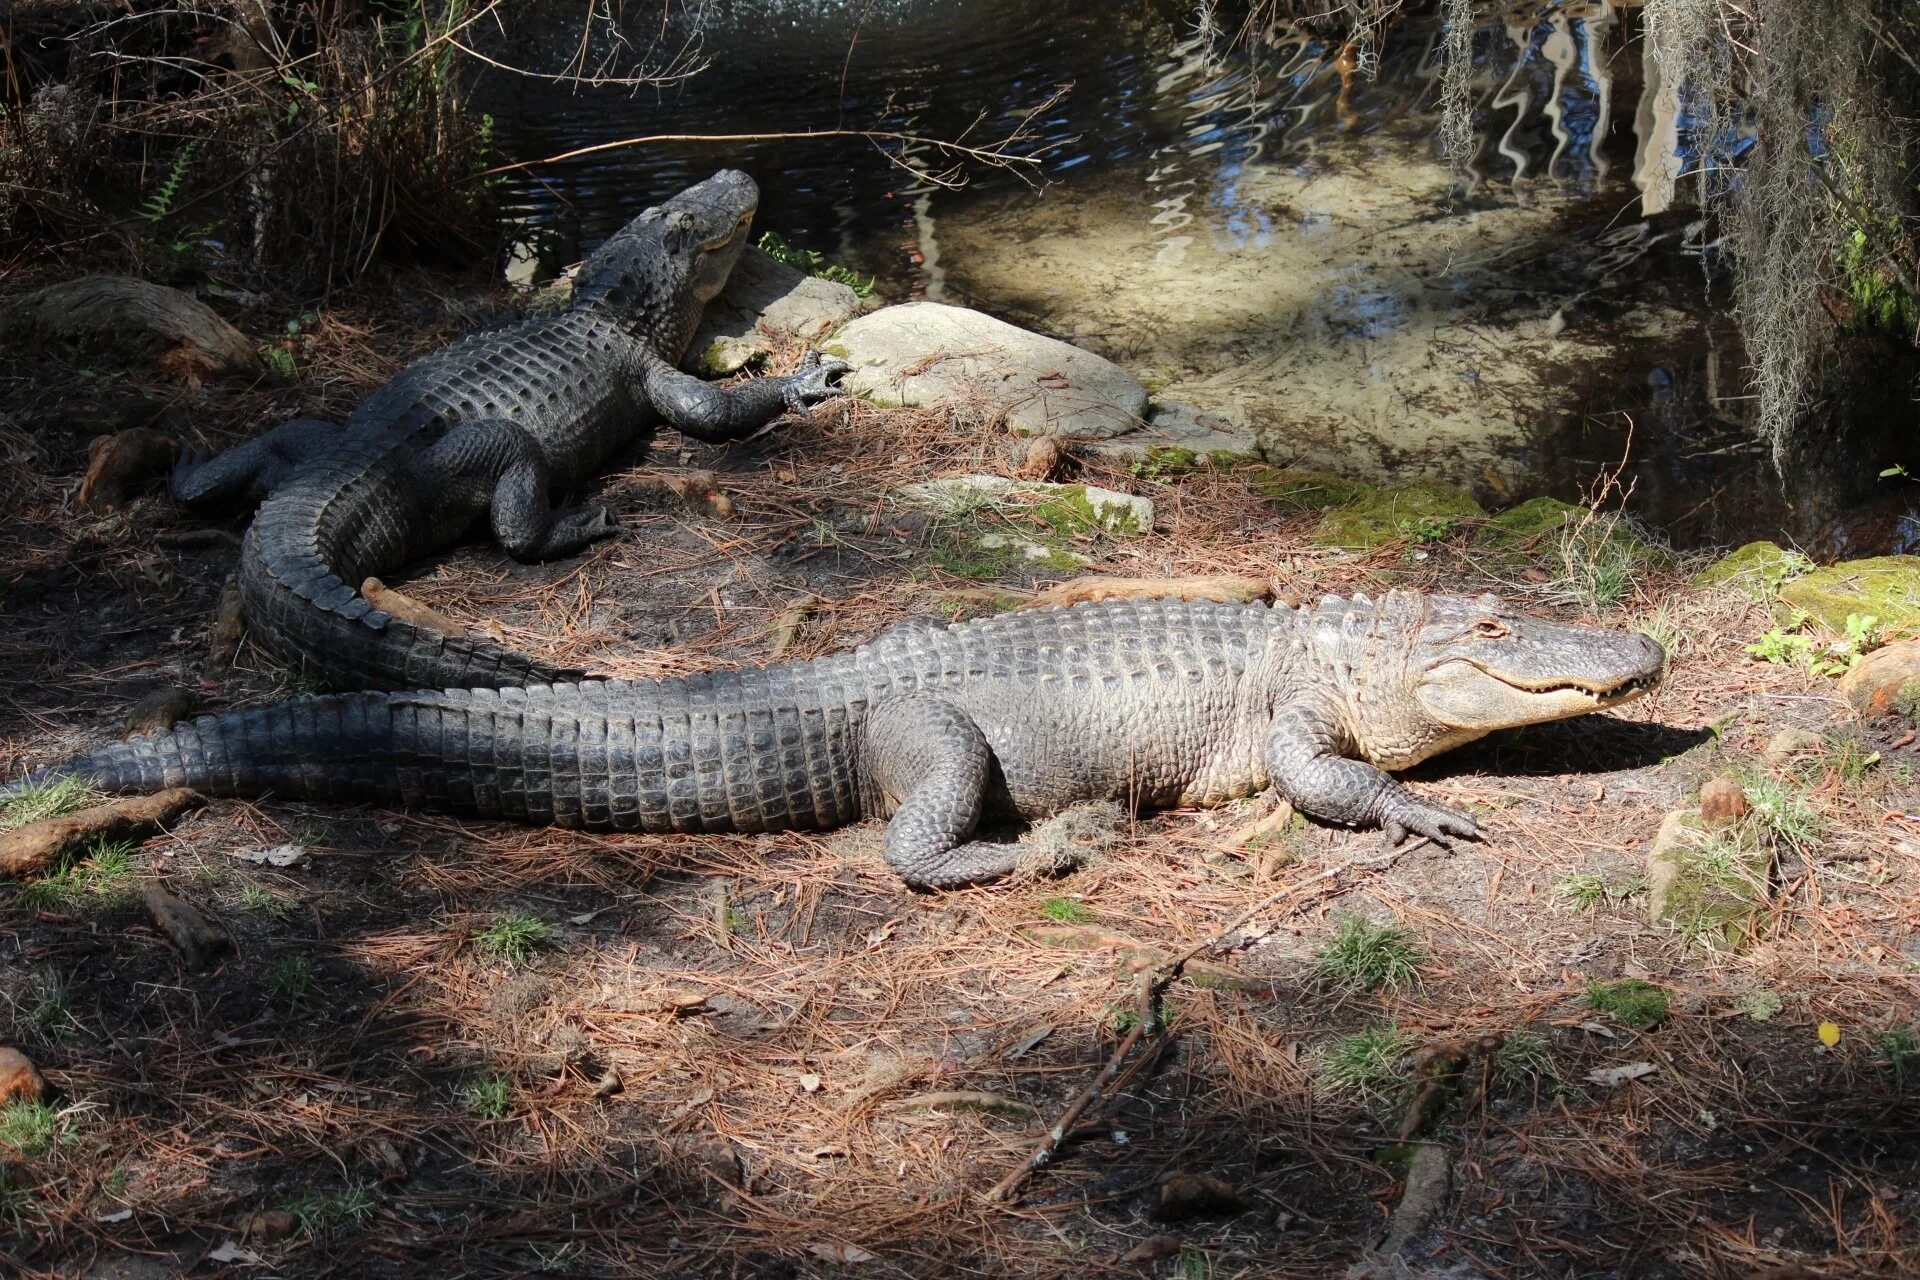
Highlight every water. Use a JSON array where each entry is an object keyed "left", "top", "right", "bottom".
[{"left": 475, "top": 0, "right": 1920, "bottom": 555}]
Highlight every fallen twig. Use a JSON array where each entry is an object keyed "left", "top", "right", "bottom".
[{"left": 0, "top": 789, "right": 204, "bottom": 878}]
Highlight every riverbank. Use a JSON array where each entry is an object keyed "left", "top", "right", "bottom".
[{"left": 1, "top": 261, "right": 1918, "bottom": 1277}]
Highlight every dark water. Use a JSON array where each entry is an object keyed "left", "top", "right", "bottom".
[{"left": 475, "top": 0, "right": 1920, "bottom": 556}]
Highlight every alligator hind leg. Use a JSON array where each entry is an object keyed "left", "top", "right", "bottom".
[
  {"left": 864, "top": 697, "right": 1074, "bottom": 889},
  {"left": 171, "top": 417, "right": 338, "bottom": 510},
  {"left": 410, "top": 417, "right": 619, "bottom": 562}
]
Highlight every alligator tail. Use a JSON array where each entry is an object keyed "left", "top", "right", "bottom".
[{"left": 239, "top": 458, "right": 586, "bottom": 692}]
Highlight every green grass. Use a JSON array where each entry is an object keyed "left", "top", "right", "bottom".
[
  {"left": 287, "top": 1183, "right": 378, "bottom": 1237},
  {"left": 0, "top": 776, "right": 99, "bottom": 830},
  {"left": 464, "top": 1073, "right": 513, "bottom": 1119},
  {"left": 1492, "top": 1028, "right": 1553, "bottom": 1080},
  {"left": 1741, "top": 774, "right": 1825, "bottom": 850},
  {"left": 1039, "top": 897, "right": 1092, "bottom": 924},
  {"left": 0, "top": 1101, "right": 64, "bottom": 1157},
  {"left": 1881, "top": 1027, "right": 1918, "bottom": 1086},
  {"left": 0, "top": 1169, "right": 32, "bottom": 1231},
  {"left": 22, "top": 972, "right": 74, "bottom": 1037},
  {"left": 1175, "top": 1247, "right": 1215, "bottom": 1280},
  {"left": 14, "top": 840, "right": 137, "bottom": 913},
  {"left": 1542, "top": 513, "right": 1656, "bottom": 612},
  {"left": 475, "top": 912, "right": 549, "bottom": 968},
  {"left": 241, "top": 883, "right": 302, "bottom": 923},
  {"left": 266, "top": 953, "right": 317, "bottom": 1005},
  {"left": 1321, "top": 1026, "right": 1416, "bottom": 1099},
  {"left": 1554, "top": 872, "right": 1610, "bottom": 912},
  {"left": 1585, "top": 978, "right": 1670, "bottom": 1031},
  {"left": 1310, "top": 916, "right": 1425, "bottom": 994}
]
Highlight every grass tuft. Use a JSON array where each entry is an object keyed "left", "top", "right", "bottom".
[
  {"left": 465, "top": 1073, "right": 513, "bottom": 1119},
  {"left": 0, "top": 1101, "right": 65, "bottom": 1157},
  {"left": 266, "top": 953, "right": 318, "bottom": 1005},
  {"left": 1585, "top": 978, "right": 1670, "bottom": 1031},
  {"left": 0, "top": 776, "right": 99, "bottom": 830},
  {"left": 14, "top": 840, "right": 137, "bottom": 913},
  {"left": 1310, "top": 915, "right": 1425, "bottom": 994},
  {"left": 475, "top": 912, "right": 549, "bottom": 968},
  {"left": 1038, "top": 897, "right": 1092, "bottom": 924},
  {"left": 1492, "top": 1028, "right": 1553, "bottom": 1080},
  {"left": 1320, "top": 1025, "right": 1415, "bottom": 1098}
]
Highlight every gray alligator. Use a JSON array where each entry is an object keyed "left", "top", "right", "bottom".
[
  {"left": 171, "top": 169, "right": 844, "bottom": 692},
  {"left": 8, "top": 592, "right": 1663, "bottom": 888}
]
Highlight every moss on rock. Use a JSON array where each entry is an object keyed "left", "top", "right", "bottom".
[
  {"left": 1644, "top": 811, "right": 1769, "bottom": 946},
  {"left": 1312, "top": 482, "right": 1486, "bottom": 550},
  {"left": 1245, "top": 467, "right": 1373, "bottom": 513},
  {"left": 1777, "top": 555, "right": 1920, "bottom": 633},
  {"left": 1690, "top": 540, "right": 1811, "bottom": 599}
]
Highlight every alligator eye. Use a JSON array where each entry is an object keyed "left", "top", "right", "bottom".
[{"left": 1473, "top": 619, "right": 1509, "bottom": 638}]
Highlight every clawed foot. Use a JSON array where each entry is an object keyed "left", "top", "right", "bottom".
[
  {"left": 783, "top": 347, "right": 852, "bottom": 412},
  {"left": 526, "top": 504, "right": 619, "bottom": 559},
  {"left": 1381, "top": 796, "right": 1479, "bottom": 849}
]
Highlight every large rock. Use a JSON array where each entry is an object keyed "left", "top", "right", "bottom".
[
  {"left": 1778, "top": 555, "right": 1920, "bottom": 633},
  {"left": 1691, "top": 540, "right": 1808, "bottom": 599},
  {"left": 685, "top": 247, "right": 874, "bottom": 376},
  {"left": 1644, "top": 810, "right": 1768, "bottom": 944},
  {"left": 831, "top": 302, "right": 1149, "bottom": 438},
  {"left": 1839, "top": 638, "right": 1920, "bottom": 719}
]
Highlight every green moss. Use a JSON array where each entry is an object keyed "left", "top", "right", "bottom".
[
  {"left": 1481, "top": 496, "right": 1586, "bottom": 546},
  {"left": 1030, "top": 484, "right": 1149, "bottom": 537},
  {"left": 1245, "top": 466, "right": 1373, "bottom": 513},
  {"left": 1584, "top": 978, "right": 1669, "bottom": 1031},
  {"left": 1778, "top": 555, "right": 1920, "bottom": 634},
  {"left": 1646, "top": 814, "right": 1769, "bottom": 946},
  {"left": 1312, "top": 482, "right": 1486, "bottom": 550},
  {"left": 1690, "top": 541, "right": 1813, "bottom": 599}
]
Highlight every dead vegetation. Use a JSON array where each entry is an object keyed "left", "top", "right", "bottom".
[{"left": 0, "top": 276, "right": 1917, "bottom": 1278}]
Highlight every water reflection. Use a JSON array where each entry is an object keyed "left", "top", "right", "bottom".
[{"left": 476, "top": 0, "right": 1915, "bottom": 554}]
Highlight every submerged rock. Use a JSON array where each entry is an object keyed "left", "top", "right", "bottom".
[
  {"left": 1312, "top": 481, "right": 1485, "bottom": 550},
  {"left": 686, "top": 246, "right": 874, "bottom": 376},
  {"left": 832, "top": 301, "right": 1149, "bottom": 438},
  {"left": 1778, "top": 555, "right": 1920, "bottom": 633}
]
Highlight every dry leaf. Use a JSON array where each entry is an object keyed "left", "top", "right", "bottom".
[
  {"left": 1818, "top": 1021, "right": 1841, "bottom": 1047},
  {"left": 806, "top": 1243, "right": 876, "bottom": 1263},
  {"left": 799, "top": 1073, "right": 822, "bottom": 1093},
  {"left": 208, "top": 1241, "right": 264, "bottom": 1264}
]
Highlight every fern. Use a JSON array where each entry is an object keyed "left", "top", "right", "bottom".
[{"left": 141, "top": 139, "right": 201, "bottom": 224}]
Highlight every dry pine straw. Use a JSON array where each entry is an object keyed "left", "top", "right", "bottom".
[{"left": 0, "top": 304, "right": 1917, "bottom": 1277}]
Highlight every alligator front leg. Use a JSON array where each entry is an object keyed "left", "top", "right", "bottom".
[
  {"left": 172, "top": 417, "right": 340, "bottom": 510},
  {"left": 641, "top": 348, "right": 849, "bottom": 443},
  {"left": 863, "top": 697, "right": 1076, "bottom": 889},
  {"left": 1264, "top": 705, "right": 1479, "bottom": 847},
  {"left": 410, "top": 418, "right": 619, "bottom": 561}
]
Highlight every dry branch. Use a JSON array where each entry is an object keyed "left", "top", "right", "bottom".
[{"left": 0, "top": 788, "right": 204, "bottom": 878}]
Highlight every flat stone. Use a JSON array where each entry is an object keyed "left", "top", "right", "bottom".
[
  {"left": 831, "top": 301, "right": 1149, "bottom": 438},
  {"left": 1762, "top": 728, "right": 1825, "bottom": 765},
  {"left": 1085, "top": 400, "right": 1262, "bottom": 462},
  {"left": 686, "top": 247, "right": 874, "bottom": 376},
  {"left": 1697, "top": 777, "right": 1750, "bottom": 830},
  {"left": 1839, "top": 638, "right": 1920, "bottom": 719},
  {"left": 1778, "top": 555, "right": 1920, "bottom": 633}
]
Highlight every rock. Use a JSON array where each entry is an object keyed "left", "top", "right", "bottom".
[
  {"left": 6, "top": 276, "right": 262, "bottom": 381},
  {"left": 1152, "top": 1172, "right": 1244, "bottom": 1222},
  {"left": 238, "top": 1209, "right": 298, "bottom": 1243},
  {"left": 0, "top": 1046, "right": 48, "bottom": 1105},
  {"left": 1246, "top": 466, "right": 1373, "bottom": 512},
  {"left": 125, "top": 685, "right": 199, "bottom": 737},
  {"left": 1312, "top": 481, "right": 1486, "bottom": 550},
  {"left": 1691, "top": 540, "right": 1809, "bottom": 599},
  {"left": 1839, "top": 638, "right": 1920, "bottom": 719},
  {"left": 1644, "top": 810, "right": 1768, "bottom": 943},
  {"left": 1762, "top": 728, "right": 1825, "bottom": 765},
  {"left": 974, "top": 533, "right": 1091, "bottom": 570},
  {"left": 1697, "top": 778, "right": 1750, "bottom": 829},
  {"left": 832, "top": 301, "right": 1149, "bottom": 438},
  {"left": 1777, "top": 555, "right": 1920, "bottom": 633},
  {"left": 898, "top": 475, "right": 1153, "bottom": 535},
  {"left": 687, "top": 247, "right": 873, "bottom": 376},
  {"left": 1085, "top": 399, "right": 1262, "bottom": 462}
]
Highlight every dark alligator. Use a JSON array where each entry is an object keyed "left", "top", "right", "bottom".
[
  {"left": 171, "top": 169, "right": 845, "bottom": 692},
  {"left": 8, "top": 593, "right": 1664, "bottom": 888}
]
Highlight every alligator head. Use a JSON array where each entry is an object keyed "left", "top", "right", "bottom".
[
  {"left": 1331, "top": 591, "right": 1666, "bottom": 769},
  {"left": 573, "top": 168, "right": 760, "bottom": 357}
]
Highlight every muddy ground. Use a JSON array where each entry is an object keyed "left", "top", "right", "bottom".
[{"left": 1, "top": 272, "right": 1917, "bottom": 1279}]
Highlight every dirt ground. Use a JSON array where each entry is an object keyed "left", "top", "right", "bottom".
[{"left": 2, "top": 273, "right": 1918, "bottom": 1280}]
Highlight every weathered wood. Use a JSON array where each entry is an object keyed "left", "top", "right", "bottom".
[
  {"left": 9, "top": 275, "right": 262, "bottom": 380},
  {"left": 0, "top": 788, "right": 204, "bottom": 878}
]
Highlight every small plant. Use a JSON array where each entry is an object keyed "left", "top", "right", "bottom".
[
  {"left": 288, "top": 1182, "right": 378, "bottom": 1237},
  {"left": 24, "top": 972, "right": 73, "bottom": 1037},
  {"left": 1399, "top": 515, "right": 1460, "bottom": 544},
  {"left": 1321, "top": 1025, "right": 1415, "bottom": 1099},
  {"left": 1039, "top": 897, "right": 1092, "bottom": 924},
  {"left": 1175, "top": 1247, "right": 1215, "bottom": 1280},
  {"left": 1741, "top": 775, "right": 1824, "bottom": 850},
  {"left": 1747, "top": 612, "right": 1882, "bottom": 676},
  {"left": 1812, "top": 736, "right": 1882, "bottom": 788},
  {"left": 0, "top": 1100, "right": 64, "bottom": 1157},
  {"left": 1492, "top": 1028, "right": 1552, "bottom": 1080},
  {"left": 15, "top": 840, "right": 137, "bottom": 913},
  {"left": 241, "top": 883, "right": 302, "bottom": 923},
  {"left": 1310, "top": 915, "right": 1425, "bottom": 994},
  {"left": 263, "top": 346, "right": 297, "bottom": 378},
  {"left": 464, "top": 1073, "right": 513, "bottom": 1119},
  {"left": 1585, "top": 978, "right": 1670, "bottom": 1031},
  {"left": 1881, "top": 1027, "right": 1919, "bottom": 1085},
  {"left": 1554, "top": 872, "right": 1610, "bottom": 912},
  {"left": 139, "top": 138, "right": 202, "bottom": 224},
  {"left": 1, "top": 776, "right": 98, "bottom": 830},
  {"left": 475, "top": 912, "right": 549, "bottom": 967},
  {"left": 756, "top": 230, "right": 876, "bottom": 298},
  {"left": 1545, "top": 513, "right": 1656, "bottom": 612},
  {"left": 266, "top": 952, "right": 317, "bottom": 1005}
]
